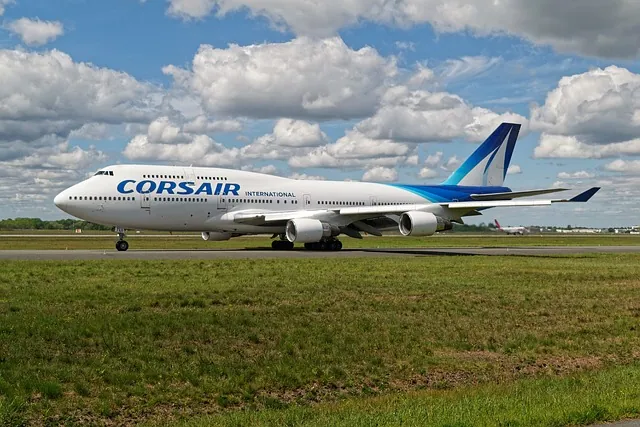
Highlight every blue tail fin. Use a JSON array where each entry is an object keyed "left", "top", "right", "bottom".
[{"left": 443, "top": 123, "right": 520, "bottom": 187}]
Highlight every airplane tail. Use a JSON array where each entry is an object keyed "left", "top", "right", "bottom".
[
  {"left": 494, "top": 219, "right": 502, "bottom": 230},
  {"left": 443, "top": 123, "right": 521, "bottom": 187}
]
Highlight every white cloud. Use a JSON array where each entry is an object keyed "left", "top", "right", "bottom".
[
  {"left": 604, "top": 159, "right": 640, "bottom": 175},
  {"left": 6, "top": 142, "right": 107, "bottom": 170},
  {"left": 531, "top": 66, "right": 640, "bottom": 145},
  {"left": 395, "top": 41, "right": 415, "bottom": 51},
  {"left": 289, "top": 172, "right": 326, "bottom": 180},
  {"left": 288, "top": 130, "right": 412, "bottom": 169},
  {"left": 241, "top": 164, "right": 279, "bottom": 175},
  {"left": 443, "top": 155, "right": 462, "bottom": 171},
  {"left": 183, "top": 116, "right": 243, "bottom": 133},
  {"left": 406, "top": 64, "right": 436, "bottom": 88},
  {"left": 463, "top": 108, "right": 530, "bottom": 143},
  {"left": 0, "top": 49, "right": 164, "bottom": 209},
  {"left": 534, "top": 134, "right": 640, "bottom": 159},
  {"left": 418, "top": 167, "right": 438, "bottom": 179},
  {"left": 362, "top": 166, "right": 398, "bottom": 182},
  {"left": 255, "top": 119, "right": 328, "bottom": 147},
  {"left": 356, "top": 86, "right": 528, "bottom": 143},
  {"left": 0, "top": 140, "right": 107, "bottom": 212},
  {"left": 557, "top": 170, "right": 595, "bottom": 179},
  {"left": 165, "top": 0, "right": 640, "bottom": 58},
  {"left": 0, "top": 0, "right": 13, "bottom": 16},
  {"left": 123, "top": 134, "right": 242, "bottom": 167},
  {"left": 507, "top": 164, "right": 522, "bottom": 175},
  {"left": 0, "top": 49, "right": 156, "bottom": 142},
  {"left": 438, "top": 56, "right": 502, "bottom": 81},
  {"left": 147, "top": 116, "right": 189, "bottom": 144},
  {"left": 6, "top": 18, "right": 64, "bottom": 46},
  {"left": 164, "top": 37, "right": 397, "bottom": 120},
  {"left": 424, "top": 151, "right": 443, "bottom": 167},
  {"left": 69, "top": 123, "right": 111, "bottom": 141}
]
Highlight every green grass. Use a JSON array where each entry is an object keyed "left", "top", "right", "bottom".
[
  {"left": 1, "top": 255, "right": 640, "bottom": 425},
  {"left": 1, "top": 233, "right": 639, "bottom": 250},
  {"left": 177, "top": 363, "right": 640, "bottom": 427}
]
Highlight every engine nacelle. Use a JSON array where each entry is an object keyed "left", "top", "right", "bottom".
[
  {"left": 399, "top": 211, "right": 452, "bottom": 237},
  {"left": 201, "top": 231, "right": 232, "bottom": 241},
  {"left": 285, "top": 219, "right": 339, "bottom": 243}
]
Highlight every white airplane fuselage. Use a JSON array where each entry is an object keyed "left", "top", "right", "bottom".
[{"left": 54, "top": 165, "right": 471, "bottom": 234}]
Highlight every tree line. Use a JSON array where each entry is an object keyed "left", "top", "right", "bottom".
[{"left": 0, "top": 218, "right": 113, "bottom": 231}]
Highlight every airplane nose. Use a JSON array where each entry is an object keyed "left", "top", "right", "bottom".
[{"left": 54, "top": 191, "right": 68, "bottom": 210}]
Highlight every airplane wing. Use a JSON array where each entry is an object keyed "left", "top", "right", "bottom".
[
  {"left": 233, "top": 187, "right": 600, "bottom": 225},
  {"left": 470, "top": 188, "right": 569, "bottom": 201}
]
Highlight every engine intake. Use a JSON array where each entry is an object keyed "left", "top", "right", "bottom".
[
  {"left": 399, "top": 211, "right": 452, "bottom": 237},
  {"left": 201, "top": 231, "right": 232, "bottom": 241},
  {"left": 285, "top": 219, "right": 339, "bottom": 243}
]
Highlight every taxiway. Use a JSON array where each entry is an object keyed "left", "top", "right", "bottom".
[{"left": 1, "top": 245, "right": 639, "bottom": 260}]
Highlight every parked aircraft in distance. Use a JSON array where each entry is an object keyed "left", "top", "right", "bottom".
[
  {"left": 54, "top": 123, "right": 600, "bottom": 251},
  {"left": 494, "top": 219, "right": 529, "bottom": 235}
]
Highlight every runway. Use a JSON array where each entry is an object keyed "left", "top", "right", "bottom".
[{"left": 1, "top": 245, "right": 640, "bottom": 260}]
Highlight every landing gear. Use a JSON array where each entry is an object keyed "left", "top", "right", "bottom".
[
  {"left": 271, "top": 235, "right": 294, "bottom": 250},
  {"left": 115, "top": 227, "right": 129, "bottom": 252},
  {"left": 304, "top": 239, "right": 342, "bottom": 251}
]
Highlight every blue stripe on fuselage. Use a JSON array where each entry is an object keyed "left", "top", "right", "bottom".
[{"left": 389, "top": 184, "right": 511, "bottom": 202}]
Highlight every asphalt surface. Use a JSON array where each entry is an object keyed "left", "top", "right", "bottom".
[{"left": 1, "top": 245, "right": 640, "bottom": 260}]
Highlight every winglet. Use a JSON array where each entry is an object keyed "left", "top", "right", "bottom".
[{"left": 569, "top": 187, "right": 600, "bottom": 202}]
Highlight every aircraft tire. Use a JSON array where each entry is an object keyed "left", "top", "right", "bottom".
[
  {"left": 116, "top": 240, "right": 129, "bottom": 252},
  {"left": 272, "top": 240, "right": 295, "bottom": 250}
]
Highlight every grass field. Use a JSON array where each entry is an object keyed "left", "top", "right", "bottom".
[
  {"left": 1, "top": 233, "right": 639, "bottom": 250},
  {"left": 1, "top": 255, "right": 640, "bottom": 425}
]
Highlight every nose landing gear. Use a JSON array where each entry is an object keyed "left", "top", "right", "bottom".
[{"left": 115, "top": 227, "right": 129, "bottom": 252}]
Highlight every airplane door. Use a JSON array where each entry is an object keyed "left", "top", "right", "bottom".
[
  {"left": 183, "top": 167, "right": 195, "bottom": 181},
  {"left": 140, "top": 194, "right": 151, "bottom": 212},
  {"left": 303, "top": 194, "right": 311, "bottom": 209},
  {"left": 217, "top": 195, "right": 228, "bottom": 211},
  {"left": 369, "top": 196, "right": 378, "bottom": 206}
]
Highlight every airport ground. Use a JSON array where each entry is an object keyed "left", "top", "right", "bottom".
[
  {"left": 1, "top": 232, "right": 639, "bottom": 251},
  {"left": 1, "top": 235, "right": 640, "bottom": 426}
]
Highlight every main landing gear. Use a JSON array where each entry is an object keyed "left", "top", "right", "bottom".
[
  {"left": 304, "top": 238, "right": 342, "bottom": 251},
  {"left": 271, "top": 235, "right": 294, "bottom": 250},
  {"left": 115, "top": 227, "right": 129, "bottom": 252},
  {"left": 270, "top": 235, "right": 343, "bottom": 251}
]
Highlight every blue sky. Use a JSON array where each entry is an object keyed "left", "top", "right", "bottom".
[{"left": 1, "top": 0, "right": 640, "bottom": 227}]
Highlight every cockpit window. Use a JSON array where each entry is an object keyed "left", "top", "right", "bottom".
[
  {"left": 94, "top": 171, "right": 114, "bottom": 176},
  {"left": 94, "top": 171, "right": 105, "bottom": 176}
]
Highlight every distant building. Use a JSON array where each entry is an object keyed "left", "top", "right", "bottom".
[{"left": 556, "top": 228, "right": 602, "bottom": 234}]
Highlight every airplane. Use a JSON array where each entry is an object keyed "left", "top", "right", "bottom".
[
  {"left": 54, "top": 123, "right": 600, "bottom": 252},
  {"left": 494, "top": 219, "right": 529, "bottom": 235}
]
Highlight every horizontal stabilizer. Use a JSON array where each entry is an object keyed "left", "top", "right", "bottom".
[
  {"left": 569, "top": 187, "right": 600, "bottom": 202},
  {"left": 471, "top": 188, "right": 569, "bottom": 201}
]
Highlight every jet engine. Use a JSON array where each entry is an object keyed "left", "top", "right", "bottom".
[
  {"left": 399, "top": 211, "right": 452, "bottom": 237},
  {"left": 285, "top": 219, "right": 339, "bottom": 243},
  {"left": 201, "top": 231, "right": 232, "bottom": 241}
]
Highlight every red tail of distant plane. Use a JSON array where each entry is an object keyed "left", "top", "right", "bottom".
[{"left": 494, "top": 219, "right": 502, "bottom": 230}]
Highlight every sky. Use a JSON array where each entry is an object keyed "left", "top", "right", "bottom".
[{"left": 1, "top": 0, "right": 640, "bottom": 227}]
